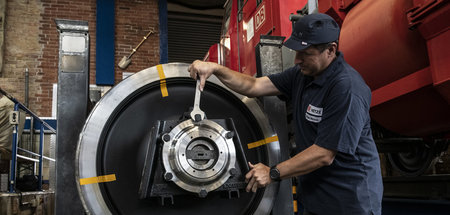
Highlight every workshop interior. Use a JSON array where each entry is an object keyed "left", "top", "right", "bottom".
[{"left": 0, "top": 0, "right": 449, "bottom": 214}]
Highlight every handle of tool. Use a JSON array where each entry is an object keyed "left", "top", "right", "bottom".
[
  {"left": 194, "top": 80, "right": 201, "bottom": 109},
  {"left": 127, "top": 29, "right": 155, "bottom": 58}
]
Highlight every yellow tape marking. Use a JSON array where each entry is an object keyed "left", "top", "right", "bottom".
[
  {"left": 292, "top": 185, "right": 297, "bottom": 194},
  {"left": 293, "top": 200, "right": 298, "bottom": 213},
  {"left": 247, "top": 136, "right": 279, "bottom": 149},
  {"left": 80, "top": 174, "right": 116, "bottom": 185},
  {"left": 157, "top": 64, "right": 169, "bottom": 97}
]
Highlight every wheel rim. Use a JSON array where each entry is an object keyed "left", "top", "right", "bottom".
[{"left": 76, "top": 63, "right": 281, "bottom": 214}]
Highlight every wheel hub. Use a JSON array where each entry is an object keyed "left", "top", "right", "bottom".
[{"left": 162, "top": 119, "right": 236, "bottom": 197}]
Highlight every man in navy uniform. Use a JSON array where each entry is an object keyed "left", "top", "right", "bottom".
[{"left": 188, "top": 13, "right": 383, "bottom": 215}]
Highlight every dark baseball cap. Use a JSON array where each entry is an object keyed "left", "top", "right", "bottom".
[{"left": 284, "top": 13, "right": 340, "bottom": 51}]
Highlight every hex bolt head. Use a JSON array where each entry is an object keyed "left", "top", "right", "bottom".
[
  {"left": 164, "top": 172, "right": 173, "bottom": 181},
  {"left": 163, "top": 134, "right": 171, "bottom": 142},
  {"left": 194, "top": 114, "right": 201, "bottom": 122},
  {"left": 198, "top": 189, "right": 208, "bottom": 198},
  {"left": 229, "top": 168, "right": 237, "bottom": 176},
  {"left": 225, "top": 131, "right": 234, "bottom": 139}
]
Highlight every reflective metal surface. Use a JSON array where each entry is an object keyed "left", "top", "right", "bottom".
[
  {"left": 162, "top": 119, "right": 236, "bottom": 196},
  {"left": 76, "top": 63, "right": 281, "bottom": 214},
  {"left": 256, "top": 35, "right": 293, "bottom": 215},
  {"left": 56, "top": 19, "right": 88, "bottom": 214},
  {"left": 190, "top": 80, "right": 206, "bottom": 121}
]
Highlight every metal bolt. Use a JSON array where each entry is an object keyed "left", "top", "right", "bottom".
[
  {"left": 164, "top": 172, "right": 173, "bottom": 181},
  {"left": 163, "top": 134, "right": 171, "bottom": 142},
  {"left": 195, "top": 114, "right": 201, "bottom": 122},
  {"left": 198, "top": 189, "right": 208, "bottom": 198},
  {"left": 225, "top": 131, "right": 234, "bottom": 139},
  {"left": 229, "top": 168, "right": 237, "bottom": 176}
]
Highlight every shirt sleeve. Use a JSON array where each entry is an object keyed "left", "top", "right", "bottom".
[
  {"left": 314, "top": 80, "right": 370, "bottom": 155},
  {"left": 267, "top": 65, "right": 299, "bottom": 99}
]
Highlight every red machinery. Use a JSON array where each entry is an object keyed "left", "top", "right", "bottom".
[
  {"left": 206, "top": 0, "right": 450, "bottom": 175},
  {"left": 207, "top": 0, "right": 308, "bottom": 73},
  {"left": 329, "top": 0, "right": 450, "bottom": 138}
]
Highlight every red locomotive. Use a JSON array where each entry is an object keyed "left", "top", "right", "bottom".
[{"left": 206, "top": 0, "right": 450, "bottom": 176}]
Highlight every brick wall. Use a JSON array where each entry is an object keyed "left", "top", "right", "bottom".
[
  {"left": 2, "top": 0, "right": 43, "bottom": 113},
  {"left": 0, "top": 0, "right": 160, "bottom": 117},
  {"left": 115, "top": 0, "right": 160, "bottom": 81}
]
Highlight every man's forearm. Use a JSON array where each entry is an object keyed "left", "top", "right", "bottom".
[
  {"left": 213, "top": 64, "right": 258, "bottom": 97},
  {"left": 277, "top": 144, "right": 336, "bottom": 179},
  {"left": 189, "top": 60, "right": 280, "bottom": 97}
]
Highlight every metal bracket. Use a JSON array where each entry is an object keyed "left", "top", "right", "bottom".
[{"left": 9, "top": 111, "right": 19, "bottom": 125}]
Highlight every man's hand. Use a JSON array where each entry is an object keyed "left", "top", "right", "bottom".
[
  {"left": 245, "top": 162, "right": 271, "bottom": 192},
  {"left": 188, "top": 60, "right": 219, "bottom": 91}
]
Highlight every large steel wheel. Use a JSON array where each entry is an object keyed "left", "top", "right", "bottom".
[
  {"left": 76, "top": 63, "right": 281, "bottom": 214},
  {"left": 387, "top": 142, "right": 436, "bottom": 176}
]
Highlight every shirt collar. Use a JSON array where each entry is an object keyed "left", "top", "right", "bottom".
[{"left": 310, "top": 51, "right": 343, "bottom": 87}]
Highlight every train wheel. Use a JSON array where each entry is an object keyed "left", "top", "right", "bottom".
[
  {"left": 76, "top": 63, "right": 281, "bottom": 215},
  {"left": 387, "top": 142, "right": 436, "bottom": 176}
]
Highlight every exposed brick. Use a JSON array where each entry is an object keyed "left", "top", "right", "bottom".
[{"left": 0, "top": 0, "right": 159, "bottom": 117}]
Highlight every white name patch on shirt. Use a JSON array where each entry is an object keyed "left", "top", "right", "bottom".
[
  {"left": 305, "top": 104, "right": 323, "bottom": 123},
  {"left": 307, "top": 104, "right": 323, "bottom": 116}
]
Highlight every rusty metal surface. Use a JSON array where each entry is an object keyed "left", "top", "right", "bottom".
[{"left": 0, "top": 191, "right": 55, "bottom": 215}]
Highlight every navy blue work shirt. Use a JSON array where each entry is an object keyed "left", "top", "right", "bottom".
[{"left": 268, "top": 52, "right": 383, "bottom": 215}]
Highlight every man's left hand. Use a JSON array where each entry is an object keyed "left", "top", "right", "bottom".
[{"left": 245, "top": 162, "right": 271, "bottom": 192}]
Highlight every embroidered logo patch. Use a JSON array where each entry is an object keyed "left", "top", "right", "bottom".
[{"left": 305, "top": 104, "right": 323, "bottom": 123}]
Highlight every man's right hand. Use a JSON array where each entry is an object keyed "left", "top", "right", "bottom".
[{"left": 188, "top": 60, "right": 219, "bottom": 91}]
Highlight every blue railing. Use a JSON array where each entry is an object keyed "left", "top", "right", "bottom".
[{"left": 0, "top": 88, "right": 56, "bottom": 193}]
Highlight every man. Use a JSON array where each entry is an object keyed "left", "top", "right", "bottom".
[{"left": 188, "top": 13, "right": 382, "bottom": 215}]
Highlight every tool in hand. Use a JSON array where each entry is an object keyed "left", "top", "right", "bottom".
[
  {"left": 190, "top": 80, "right": 205, "bottom": 122},
  {"left": 118, "top": 28, "right": 155, "bottom": 69}
]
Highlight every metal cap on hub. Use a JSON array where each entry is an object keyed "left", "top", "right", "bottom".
[{"left": 162, "top": 119, "right": 236, "bottom": 197}]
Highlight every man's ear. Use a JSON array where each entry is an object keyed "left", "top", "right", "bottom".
[{"left": 328, "top": 42, "right": 337, "bottom": 56}]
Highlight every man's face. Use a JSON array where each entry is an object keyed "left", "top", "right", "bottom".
[{"left": 294, "top": 46, "right": 331, "bottom": 77}]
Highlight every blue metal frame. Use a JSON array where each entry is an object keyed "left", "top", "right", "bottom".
[
  {"left": 96, "top": 0, "right": 115, "bottom": 85},
  {"left": 159, "top": 0, "right": 168, "bottom": 64},
  {"left": 1, "top": 88, "right": 56, "bottom": 193},
  {"left": 9, "top": 103, "right": 19, "bottom": 192},
  {"left": 24, "top": 118, "right": 57, "bottom": 132},
  {"left": 38, "top": 125, "right": 44, "bottom": 190}
]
